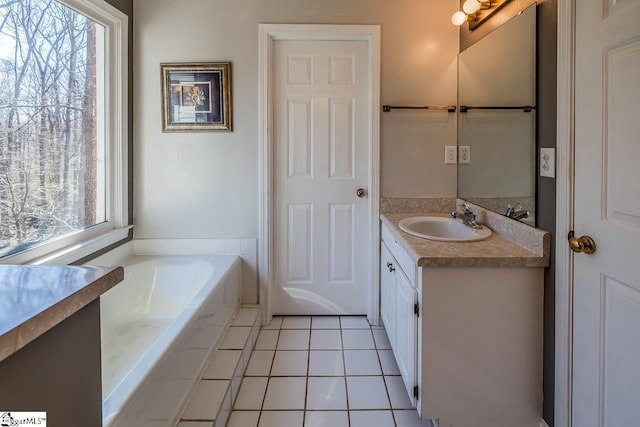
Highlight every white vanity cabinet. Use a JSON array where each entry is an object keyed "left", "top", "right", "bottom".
[
  {"left": 380, "top": 240, "right": 418, "bottom": 404},
  {"left": 380, "top": 219, "right": 545, "bottom": 427}
]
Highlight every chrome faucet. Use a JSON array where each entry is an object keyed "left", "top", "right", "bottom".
[
  {"left": 505, "top": 204, "right": 529, "bottom": 221},
  {"left": 451, "top": 202, "right": 483, "bottom": 229}
]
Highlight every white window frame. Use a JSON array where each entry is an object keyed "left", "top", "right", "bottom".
[{"left": 0, "top": 0, "right": 130, "bottom": 266}]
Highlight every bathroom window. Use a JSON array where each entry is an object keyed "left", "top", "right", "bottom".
[{"left": 0, "top": 0, "right": 128, "bottom": 264}]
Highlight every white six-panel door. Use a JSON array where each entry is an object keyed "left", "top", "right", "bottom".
[
  {"left": 572, "top": 1, "right": 640, "bottom": 425},
  {"left": 272, "top": 40, "right": 369, "bottom": 315}
]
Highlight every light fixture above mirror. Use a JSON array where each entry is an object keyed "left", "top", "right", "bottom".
[{"left": 451, "top": 0, "right": 513, "bottom": 30}]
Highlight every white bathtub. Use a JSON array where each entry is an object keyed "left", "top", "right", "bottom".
[{"left": 96, "top": 252, "right": 241, "bottom": 426}]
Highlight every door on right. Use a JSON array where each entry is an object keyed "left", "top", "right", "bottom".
[{"left": 572, "top": 1, "right": 640, "bottom": 425}]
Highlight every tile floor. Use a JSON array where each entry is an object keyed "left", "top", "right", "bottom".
[{"left": 227, "top": 315, "right": 434, "bottom": 427}]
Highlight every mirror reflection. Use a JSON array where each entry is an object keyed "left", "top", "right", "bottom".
[{"left": 457, "top": 5, "right": 537, "bottom": 226}]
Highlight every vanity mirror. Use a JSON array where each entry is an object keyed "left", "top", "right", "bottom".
[{"left": 457, "top": 5, "right": 537, "bottom": 226}]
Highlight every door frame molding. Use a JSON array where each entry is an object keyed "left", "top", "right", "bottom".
[
  {"left": 555, "top": 1, "right": 575, "bottom": 426},
  {"left": 258, "top": 24, "right": 381, "bottom": 325}
]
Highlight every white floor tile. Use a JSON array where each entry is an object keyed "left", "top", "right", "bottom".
[
  {"left": 344, "top": 350, "right": 382, "bottom": 376},
  {"left": 306, "top": 377, "right": 347, "bottom": 410},
  {"left": 393, "top": 410, "right": 436, "bottom": 426},
  {"left": 311, "top": 316, "right": 340, "bottom": 329},
  {"left": 378, "top": 350, "right": 401, "bottom": 375},
  {"left": 234, "top": 377, "right": 268, "bottom": 410},
  {"left": 226, "top": 319, "right": 428, "bottom": 427},
  {"left": 227, "top": 411, "right": 260, "bottom": 427},
  {"left": 308, "top": 350, "right": 344, "bottom": 376},
  {"left": 220, "top": 327, "right": 252, "bottom": 350},
  {"left": 346, "top": 376, "right": 390, "bottom": 409},
  {"left": 270, "top": 350, "right": 308, "bottom": 376},
  {"left": 258, "top": 411, "right": 304, "bottom": 427},
  {"left": 276, "top": 329, "right": 310, "bottom": 350},
  {"left": 262, "top": 377, "right": 307, "bottom": 409},
  {"left": 310, "top": 329, "right": 342, "bottom": 350},
  {"left": 232, "top": 308, "right": 261, "bottom": 326},
  {"left": 245, "top": 350, "right": 275, "bottom": 376},
  {"left": 263, "top": 316, "right": 283, "bottom": 330},
  {"left": 255, "top": 330, "right": 279, "bottom": 350},
  {"left": 340, "top": 316, "right": 370, "bottom": 329},
  {"left": 304, "top": 411, "right": 349, "bottom": 427},
  {"left": 281, "top": 316, "right": 311, "bottom": 329},
  {"left": 342, "top": 329, "right": 375, "bottom": 349},
  {"left": 182, "top": 380, "right": 229, "bottom": 420},
  {"left": 386, "top": 375, "right": 414, "bottom": 409},
  {"left": 372, "top": 328, "right": 392, "bottom": 350},
  {"left": 203, "top": 350, "right": 241, "bottom": 379},
  {"left": 349, "top": 410, "right": 395, "bottom": 427}
]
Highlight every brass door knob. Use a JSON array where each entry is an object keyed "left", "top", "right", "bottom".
[
  {"left": 568, "top": 235, "right": 596, "bottom": 254},
  {"left": 356, "top": 188, "right": 366, "bottom": 198}
]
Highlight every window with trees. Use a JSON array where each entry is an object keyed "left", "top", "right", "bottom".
[{"left": 0, "top": 0, "right": 128, "bottom": 263}]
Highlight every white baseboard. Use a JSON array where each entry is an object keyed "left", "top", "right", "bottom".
[{"left": 540, "top": 419, "right": 551, "bottom": 427}]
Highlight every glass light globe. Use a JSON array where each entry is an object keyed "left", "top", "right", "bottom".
[
  {"left": 463, "top": 0, "right": 481, "bottom": 14},
  {"left": 451, "top": 11, "right": 467, "bottom": 26}
]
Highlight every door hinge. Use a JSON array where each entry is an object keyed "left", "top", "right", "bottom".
[
  {"left": 413, "top": 385, "right": 419, "bottom": 399},
  {"left": 414, "top": 302, "right": 419, "bottom": 317}
]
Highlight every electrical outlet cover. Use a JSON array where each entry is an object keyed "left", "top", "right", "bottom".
[
  {"left": 445, "top": 146, "right": 457, "bottom": 164},
  {"left": 540, "top": 147, "right": 555, "bottom": 178},
  {"left": 459, "top": 146, "right": 471, "bottom": 164}
]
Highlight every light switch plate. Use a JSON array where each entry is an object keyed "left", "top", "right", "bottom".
[
  {"left": 459, "top": 146, "right": 471, "bottom": 164},
  {"left": 445, "top": 146, "right": 457, "bottom": 164},
  {"left": 540, "top": 148, "right": 555, "bottom": 178}
]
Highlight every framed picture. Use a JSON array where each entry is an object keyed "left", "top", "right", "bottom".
[{"left": 161, "top": 62, "right": 232, "bottom": 132}]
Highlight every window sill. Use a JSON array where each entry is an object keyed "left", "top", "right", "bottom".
[{"left": 32, "top": 226, "right": 133, "bottom": 266}]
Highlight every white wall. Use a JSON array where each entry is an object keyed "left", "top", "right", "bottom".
[
  {"left": 457, "top": 7, "right": 536, "bottom": 201},
  {"left": 134, "top": 0, "right": 459, "bottom": 239}
]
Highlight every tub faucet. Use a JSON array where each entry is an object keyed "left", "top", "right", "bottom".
[
  {"left": 505, "top": 204, "right": 529, "bottom": 221},
  {"left": 451, "top": 202, "right": 483, "bottom": 230}
]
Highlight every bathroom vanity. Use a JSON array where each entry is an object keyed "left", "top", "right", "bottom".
[
  {"left": 0, "top": 265, "right": 123, "bottom": 426},
  {"left": 380, "top": 206, "right": 549, "bottom": 427}
]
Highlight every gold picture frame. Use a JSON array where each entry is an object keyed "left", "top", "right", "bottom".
[{"left": 161, "top": 62, "right": 232, "bottom": 132}]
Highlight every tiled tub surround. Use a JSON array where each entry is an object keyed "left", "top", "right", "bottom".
[
  {"left": 176, "top": 306, "right": 262, "bottom": 427},
  {"left": 0, "top": 265, "right": 123, "bottom": 362},
  {"left": 88, "top": 245, "right": 242, "bottom": 427}
]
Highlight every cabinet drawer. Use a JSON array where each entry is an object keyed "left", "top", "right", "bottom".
[{"left": 381, "top": 223, "right": 416, "bottom": 285}]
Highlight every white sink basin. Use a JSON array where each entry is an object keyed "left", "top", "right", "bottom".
[{"left": 398, "top": 216, "right": 492, "bottom": 242}]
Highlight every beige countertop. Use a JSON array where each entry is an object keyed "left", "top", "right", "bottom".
[
  {"left": 381, "top": 213, "right": 550, "bottom": 268},
  {"left": 0, "top": 265, "right": 124, "bottom": 362}
]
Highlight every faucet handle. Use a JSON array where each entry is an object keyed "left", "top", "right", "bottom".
[{"left": 461, "top": 201, "right": 473, "bottom": 214}]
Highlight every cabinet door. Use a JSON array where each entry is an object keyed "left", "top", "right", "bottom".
[
  {"left": 394, "top": 267, "right": 418, "bottom": 405},
  {"left": 380, "top": 243, "right": 396, "bottom": 347}
]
